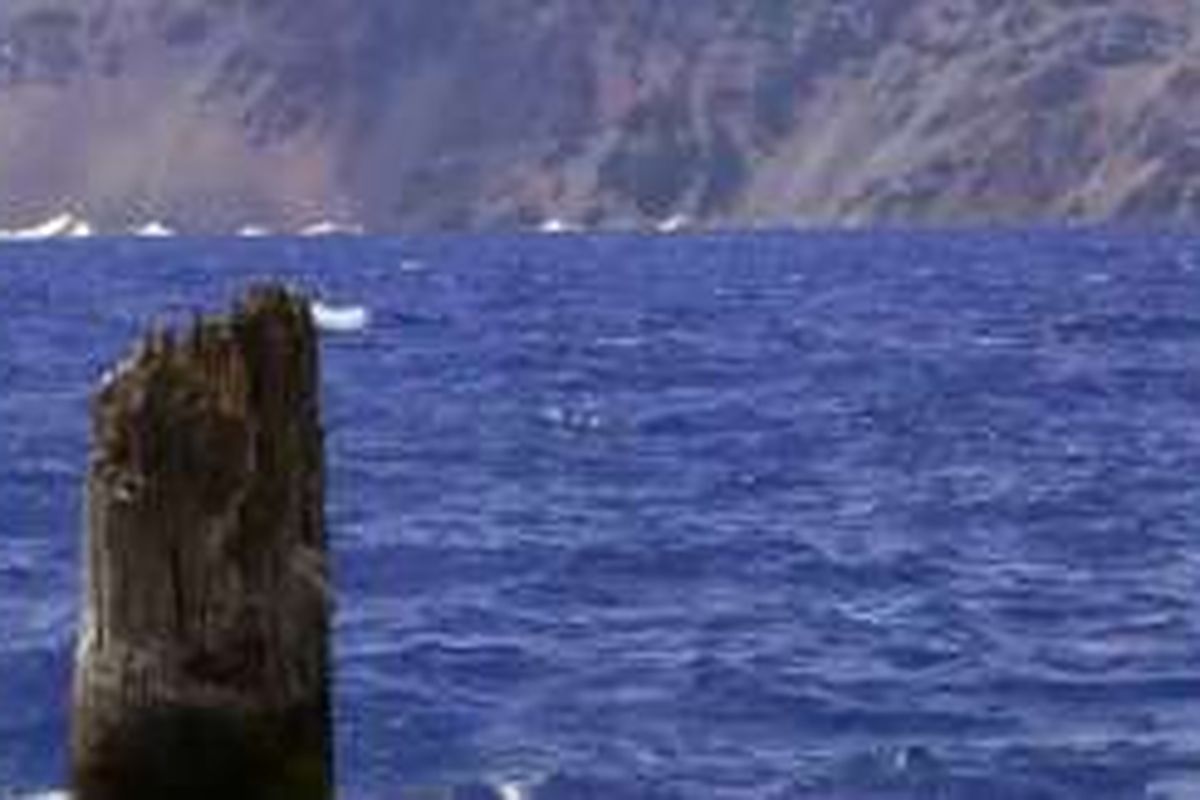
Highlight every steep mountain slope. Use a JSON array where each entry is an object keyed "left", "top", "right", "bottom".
[{"left": 1, "top": 0, "right": 1198, "bottom": 231}]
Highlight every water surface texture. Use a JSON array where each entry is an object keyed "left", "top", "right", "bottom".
[{"left": 3, "top": 233, "right": 1200, "bottom": 799}]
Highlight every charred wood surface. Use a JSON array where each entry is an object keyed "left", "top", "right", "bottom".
[{"left": 72, "top": 286, "right": 331, "bottom": 800}]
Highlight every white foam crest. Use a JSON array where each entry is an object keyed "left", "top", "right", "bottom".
[
  {"left": 311, "top": 300, "right": 370, "bottom": 333},
  {"left": 0, "top": 212, "right": 91, "bottom": 241},
  {"left": 66, "top": 219, "right": 93, "bottom": 238},
  {"left": 496, "top": 781, "right": 531, "bottom": 800},
  {"left": 538, "top": 217, "right": 578, "bottom": 234},
  {"left": 300, "top": 220, "right": 364, "bottom": 237},
  {"left": 132, "top": 221, "right": 174, "bottom": 237},
  {"left": 655, "top": 213, "right": 690, "bottom": 233}
]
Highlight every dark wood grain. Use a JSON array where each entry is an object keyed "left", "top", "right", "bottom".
[{"left": 72, "top": 286, "right": 332, "bottom": 800}]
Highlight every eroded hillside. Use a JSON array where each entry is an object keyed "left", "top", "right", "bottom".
[{"left": 0, "top": 0, "right": 1197, "bottom": 231}]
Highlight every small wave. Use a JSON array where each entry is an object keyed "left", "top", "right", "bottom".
[
  {"left": 594, "top": 335, "right": 644, "bottom": 350},
  {"left": 1150, "top": 772, "right": 1200, "bottom": 800},
  {"left": 537, "top": 218, "right": 579, "bottom": 234},
  {"left": 311, "top": 301, "right": 370, "bottom": 333},
  {"left": 0, "top": 212, "right": 92, "bottom": 241},
  {"left": 300, "top": 220, "right": 365, "bottom": 237},
  {"left": 1053, "top": 313, "right": 1200, "bottom": 344},
  {"left": 131, "top": 221, "right": 174, "bottom": 238},
  {"left": 495, "top": 780, "right": 531, "bottom": 800},
  {"left": 656, "top": 214, "right": 691, "bottom": 233}
]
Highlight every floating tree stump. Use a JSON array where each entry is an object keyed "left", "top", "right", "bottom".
[{"left": 72, "top": 286, "right": 332, "bottom": 800}]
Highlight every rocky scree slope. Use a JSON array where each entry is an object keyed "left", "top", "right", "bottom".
[{"left": 0, "top": 0, "right": 1198, "bottom": 231}]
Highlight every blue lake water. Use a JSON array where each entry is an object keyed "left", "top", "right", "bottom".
[{"left": 2, "top": 232, "right": 1200, "bottom": 798}]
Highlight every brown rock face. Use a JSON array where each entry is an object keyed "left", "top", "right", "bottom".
[
  {"left": 1, "top": 0, "right": 1199, "bottom": 230},
  {"left": 73, "top": 287, "right": 331, "bottom": 800}
]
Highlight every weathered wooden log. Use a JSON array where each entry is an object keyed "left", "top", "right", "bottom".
[{"left": 72, "top": 286, "right": 332, "bottom": 800}]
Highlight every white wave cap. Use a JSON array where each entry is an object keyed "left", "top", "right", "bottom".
[
  {"left": 496, "top": 782, "right": 531, "bottom": 800},
  {"left": 538, "top": 217, "right": 578, "bottom": 234},
  {"left": 300, "top": 220, "right": 365, "bottom": 237},
  {"left": 0, "top": 211, "right": 92, "bottom": 241},
  {"left": 656, "top": 213, "right": 690, "bottom": 233},
  {"left": 132, "top": 221, "right": 175, "bottom": 237},
  {"left": 65, "top": 217, "right": 93, "bottom": 238},
  {"left": 311, "top": 300, "right": 370, "bottom": 333}
]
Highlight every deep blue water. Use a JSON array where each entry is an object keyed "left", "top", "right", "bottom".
[{"left": 3, "top": 233, "right": 1200, "bottom": 799}]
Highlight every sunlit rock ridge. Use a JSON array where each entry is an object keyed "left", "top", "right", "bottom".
[{"left": 0, "top": 0, "right": 1198, "bottom": 232}]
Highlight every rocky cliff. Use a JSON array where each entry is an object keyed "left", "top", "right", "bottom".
[{"left": 1, "top": 0, "right": 1199, "bottom": 232}]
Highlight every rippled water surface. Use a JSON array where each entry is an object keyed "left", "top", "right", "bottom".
[{"left": 3, "top": 233, "right": 1200, "bottom": 798}]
